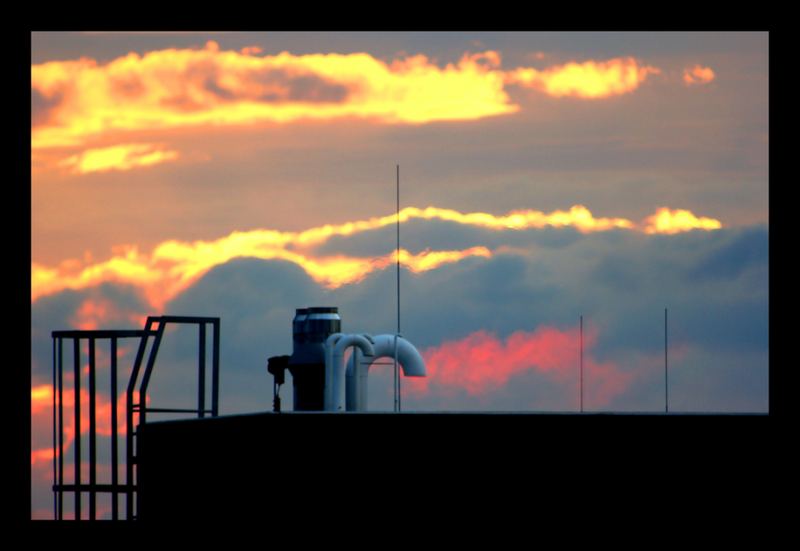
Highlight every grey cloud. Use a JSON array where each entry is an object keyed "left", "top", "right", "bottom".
[
  {"left": 203, "top": 76, "right": 236, "bottom": 100},
  {"left": 281, "top": 74, "right": 349, "bottom": 103},
  {"left": 687, "top": 225, "right": 769, "bottom": 282},
  {"left": 196, "top": 67, "right": 351, "bottom": 105},
  {"left": 149, "top": 226, "right": 769, "bottom": 412},
  {"left": 110, "top": 73, "right": 146, "bottom": 98},
  {"left": 163, "top": 258, "right": 325, "bottom": 362},
  {"left": 250, "top": 68, "right": 350, "bottom": 104},
  {"left": 31, "top": 225, "right": 769, "bottom": 414},
  {"left": 31, "top": 283, "right": 151, "bottom": 383},
  {"left": 31, "top": 88, "right": 63, "bottom": 127}
]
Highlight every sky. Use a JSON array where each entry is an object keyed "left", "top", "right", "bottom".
[{"left": 30, "top": 31, "right": 769, "bottom": 519}]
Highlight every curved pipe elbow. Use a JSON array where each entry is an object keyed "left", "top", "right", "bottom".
[
  {"left": 344, "top": 334, "right": 427, "bottom": 412},
  {"left": 326, "top": 334, "right": 374, "bottom": 411},
  {"left": 344, "top": 335, "right": 426, "bottom": 378}
]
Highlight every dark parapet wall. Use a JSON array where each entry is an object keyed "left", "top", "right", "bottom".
[
  {"left": 136, "top": 412, "right": 562, "bottom": 520},
  {"left": 136, "top": 411, "right": 769, "bottom": 521}
]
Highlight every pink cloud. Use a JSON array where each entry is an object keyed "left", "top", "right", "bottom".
[{"left": 407, "top": 325, "right": 635, "bottom": 407}]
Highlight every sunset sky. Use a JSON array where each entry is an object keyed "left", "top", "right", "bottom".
[{"left": 30, "top": 31, "right": 769, "bottom": 518}]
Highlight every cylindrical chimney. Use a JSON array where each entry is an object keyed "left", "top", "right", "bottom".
[{"left": 288, "top": 307, "right": 341, "bottom": 410}]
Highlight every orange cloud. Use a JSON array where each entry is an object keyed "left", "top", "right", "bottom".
[
  {"left": 643, "top": 207, "right": 722, "bottom": 235},
  {"left": 31, "top": 383, "right": 130, "bottom": 466},
  {"left": 32, "top": 44, "right": 676, "bottom": 154},
  {"left": 32, "top": 384, "right": 53, "bottom": 414},
  {"left": 58, "top": 143, "right": 179, "bottom": 174},
  {"left": 31, "top": 42, "right": 517, "bottom": 149},
  {"left": 408, "top": 325, "right": 634, "bottom": 407},
  {"left": 31, "top": 245, "right": 163, "bottom": 303},
  {"left": 683, "top": 65, "right": 715, "bottom": 86},
  {"left": 30, "top": 205, "right": 721, "bottom": 308},
  {"left": 32, "top": 243, "right": 494, "bottom": 310},
  {"left": 506, "top": 57, "right": 661, "bottom": 98},
  {"left": 70, "top": 297, "right": 147, "bottom": 330}
]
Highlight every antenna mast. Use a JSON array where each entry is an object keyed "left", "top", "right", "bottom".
[
  {"left": 580, "top": 315, "right": 583, "bottom": 413},
  {"left": 394, "top": 164, "right": 401, "bottom": 412},
  {"left": 665, "top": 308, "right": 669, "bottom": 414}
]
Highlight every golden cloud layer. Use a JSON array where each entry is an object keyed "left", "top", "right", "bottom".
[
  {"left": 58, "top": 143, "right": 179, "bottom": 174},
  {"left": 31, "top": 205, "right": 722, "bottom": 309},
  {"left": 32, "top": 43, "right": 694, "bottom": 154},
  {"left": 642, "top": 207, "right": 722, "bottom": 234},
  {"left": 31, "top": 42, "right": 517, "bottom": 149},
  {"left": 506, "top": 57, "right": 661, "bottom": 98}
]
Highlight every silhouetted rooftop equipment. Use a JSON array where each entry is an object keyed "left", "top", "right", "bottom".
[
  {"left": 51, "top": 316, "right": 220, "bottom": 520},
  {"left": 51, "top": 305, "right": 430, "bottom": 520}
]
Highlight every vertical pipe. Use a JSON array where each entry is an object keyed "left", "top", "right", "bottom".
[
  {"left": 665, "top": 308, "right": 669, "bottom": 414},
  {"left": 580, "top": 315, "right": 584, "bottom": 413},
  {"left": 73, "top": 338, "right": 81, "bottom": 520},
  {"left": 199, "top": 323, "right": 206, "bottom": 418},
  {"left": 88, "top": 338, "right": 96, "bottom": 520},
  {"left": 212, "top": 320, "right": 220, "bottom": 417},
  {"left": 51, "top": 337, "right": 57, "bottom": 520},
  {"left": 57, "top": 337, "right": 63, "bottom": 520},
  {"left": 110, "top": 338, "right": 119, "bottom": 521}
]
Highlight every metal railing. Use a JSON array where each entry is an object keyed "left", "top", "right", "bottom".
[{"left": 51, "top": 315, "right": 220, "bottom": 520}]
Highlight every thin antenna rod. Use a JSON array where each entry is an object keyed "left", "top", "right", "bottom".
[
  {"left": 580, "top": 315, "right": 583, "bottom": 413},
  {"left": 395, "top": 164, "right": 401, "bottom": 412},
  {"left": 665, "top": 308, "right": 669, "bottom": 414}
]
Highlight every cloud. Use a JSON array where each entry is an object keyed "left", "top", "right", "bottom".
[
  {"left": 31, "top": 42, "right": 518, "bottom": 149},
  {"left": 31, "top": 88, "right": 63, "bottom": 127},
  {"left": 30, "top": 204, "right": 722, "bottom": 308},
  {"left": 31, "top": 223, "right": 768, "bottom": 415},
  {"left": 683, "top": 65, "right": 715, "bottom": 86},
  {"left": 69, "top": 296, "right": 148, "bottom": 330},
  {"left": 30, "top": 383, "right": 129, "bottom": 465},
  {"left": 687, "top": 225, "right": 768, "bottom": 282},
  {"left": 31, "top": 283, "right": 152, "bottom": 383},
  {"left": 29, "top": 233, "right": 767, "bottom": 520},
  {"left": 58, "top": 143, "right": 180, "bottom": 174},
  {"left": 506, "top": 57, "right": 661, "bottom": 99},
  {"left": 405, "top": 325, "right": 634, "bottom": 407},
  {"left": 643, "top": 207, "right": 723, "bottom": 234},
  {"left": 32, "top": 43, "right": 691, "bottom": 153}
]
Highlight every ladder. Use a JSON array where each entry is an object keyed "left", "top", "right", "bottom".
[{"left": 52, "top": 315, "right": 220, "bottom": 520}]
